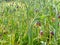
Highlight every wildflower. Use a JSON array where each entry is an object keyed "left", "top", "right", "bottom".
[
  {"left": 50, "top": 31, "right": 54, "bottom": 38},
  {"left": 50, "top": 31, "right": 54, "bottom": 36},
  {"left": 36, "top": 21, "right": 41, "bottom": 26},
  {"left": 40, "top": 30, "right": 43, "bottom": 35}
]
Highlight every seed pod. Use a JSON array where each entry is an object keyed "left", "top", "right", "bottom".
[
  {"left": 40, "top": 30, "right": 43, "bottom": 35},
  {"left": 36, "top": 22, "right": 41, "bottom": 26}
]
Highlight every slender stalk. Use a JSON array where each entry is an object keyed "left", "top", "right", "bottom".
[
  {"left": 25, "top": 0, "right": 33, "bottom": 45},
  {"left": 54, "top": 4, "right": 58, "bottom": 45}
]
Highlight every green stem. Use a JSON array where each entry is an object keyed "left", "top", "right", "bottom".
[{"left": 54, "top": 4, "right": 58, "bottom": 45}]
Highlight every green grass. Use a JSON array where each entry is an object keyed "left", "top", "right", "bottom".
[{"left": 0, "top": 0, "right": 60, "bottom": 45}]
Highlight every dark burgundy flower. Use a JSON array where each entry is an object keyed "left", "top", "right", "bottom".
[
  {"left": 40, "top": 30, "right": 43, "bottom": 35},
  {"left": 50, "top": 31, "right": 54, "bottom": 36},
  {"left": 36, "top": 22, "right": 41, "bottom": 26}
]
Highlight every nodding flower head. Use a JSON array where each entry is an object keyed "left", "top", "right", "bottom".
[
  {"left": 40, "top": 30, "right": 43, "bottom": 35},
  {"left": 50, "top": 31, "right": 54, "bottom": 36},
  {"left": 36, "top": 22, "right": 41, "bottom": 26}
]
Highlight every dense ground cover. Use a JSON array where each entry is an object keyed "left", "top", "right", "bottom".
[{"left": 0, "top": 0, "right": 60, "bottom": 45}]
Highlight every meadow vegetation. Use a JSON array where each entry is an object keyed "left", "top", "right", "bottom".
[{"left": 0, "top": 0, "right": 60, "bottom": 45}]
